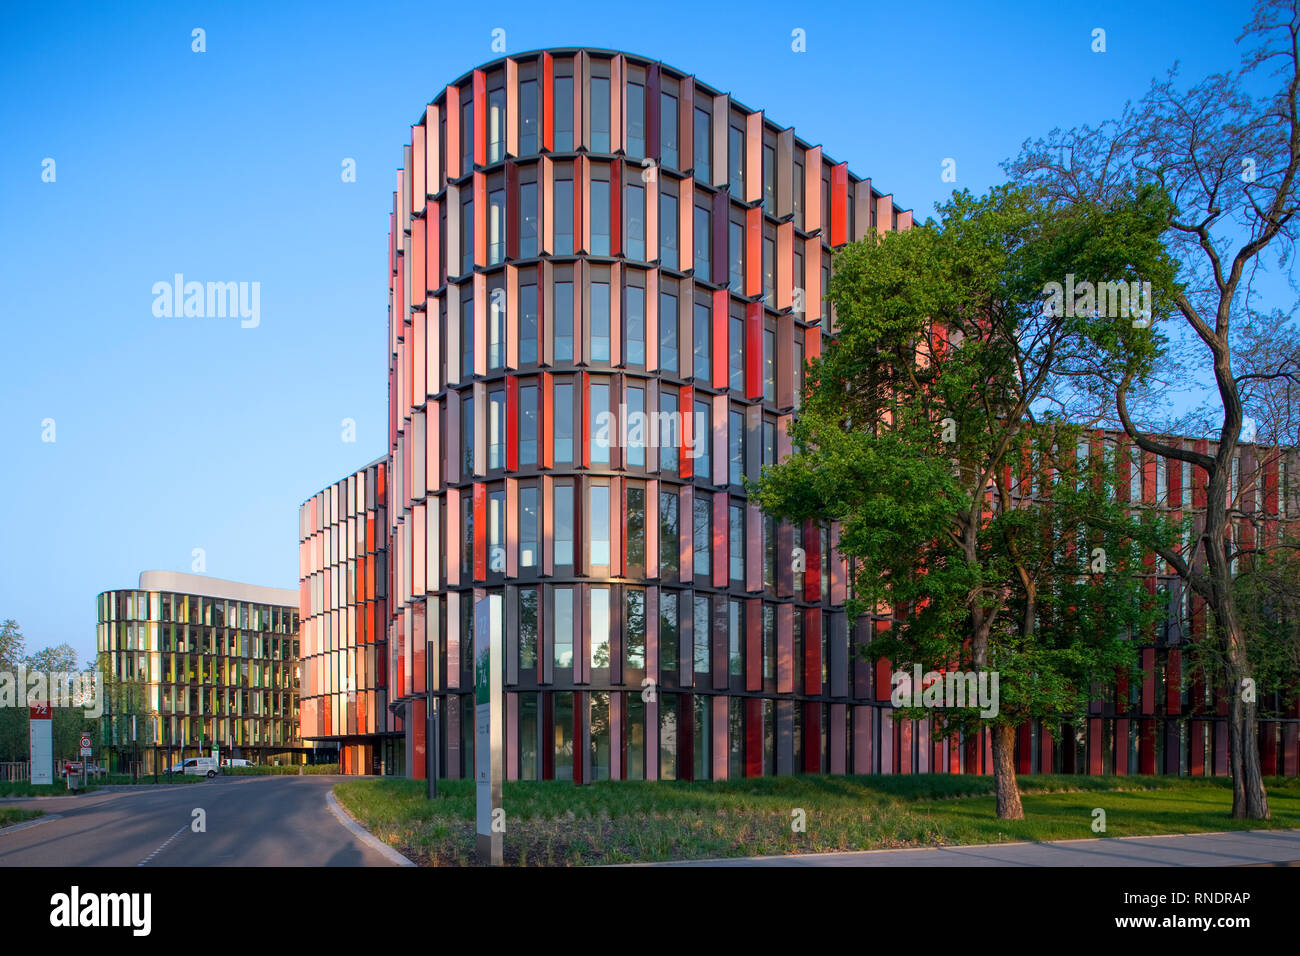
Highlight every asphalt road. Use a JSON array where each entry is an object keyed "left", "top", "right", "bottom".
[{"left": 0, "top": 776, "right": 399, "bottom": 867}]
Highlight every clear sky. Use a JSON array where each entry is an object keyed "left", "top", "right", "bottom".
[{"left": 0, "top": 0, "right": 1262, "bottom": 663}]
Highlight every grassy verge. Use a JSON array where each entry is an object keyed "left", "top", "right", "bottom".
[
  {"left": 98, "top": 774, "right": 203, "bottom": 786},
  {"left": 224, "top": 764, "right": 339, "bottom": 776},
  {"left": 333, "top": 773, "right": 1300, "bottom": 866},
  {"left": 0, "top": 781, "right": 86, "bottom": 798},
  {"left": 0, "top": 808, "right": 44, "bottom": 827}
]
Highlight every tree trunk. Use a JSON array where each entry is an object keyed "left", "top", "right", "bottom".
[
  {"left": 1203, "top": 462, "right": 1271, "bottom": 821},
  {"left": 1226, "top": 644, "right": 1271, "bottom": 820},
  {"left": 991, "top": 723, "right": 1024, "bottom": 820}
]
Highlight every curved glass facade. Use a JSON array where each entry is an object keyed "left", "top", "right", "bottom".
[
  {"left": 384, "top": 48, "right": 911, "bottom": 782},
  {"left": 369, "top": 48, "right": 1300, "bottom": 782},
  {"left": 298, "top": 458, "right": 400, "bottom": 774}
]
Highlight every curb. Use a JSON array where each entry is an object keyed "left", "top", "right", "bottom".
[
  {"left": 0, "top": 813, "right": 62, "bottom": 837},
  {"left": 632, "top": 827, "right": 1300, "bottom": 866},
  {"left": 325, "top": 789, "right": 416, "bottom": 867}
]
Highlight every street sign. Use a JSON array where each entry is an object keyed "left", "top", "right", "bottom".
[{"left": 79, "top": 733, "right": 93, "bottom": 757}]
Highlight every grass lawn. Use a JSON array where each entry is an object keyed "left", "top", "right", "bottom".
[
  {"left": 334, "top": 773, "right": 1300, "bottom": 866},
  {"left": 0, "top": 808, "right": 44, "bottom": 828}
]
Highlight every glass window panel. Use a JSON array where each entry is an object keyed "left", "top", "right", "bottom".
[
  {"left": 489, "top": 389, "right": 505, "bottom": 469},
  {"left": 763, "top": 328, "right": 776, "bottom": 402},
  {"left": 590, "top": 77, "right": 610, "bottom": 153},
  {"left": 590, "top": 485, "right": 610, "bottom": 564},
  {"left": 728, "top": 124, "right": 744, "bottom": 192},
  {"left": 519, "top": 80, "right": 538, "bottom": 155},
  {"left": 590, "top": 589, "right": 610, "bottom": 668},
  {"left": 520, "top": 485, "right": 539, "bottom": 567},
  {"left": 693, "top": 301, "right": 710, "bottom": 381},
  {"left": 591, "top": 282, "right": 610, "bottom": 362},
  {"left": 695, "top": 399, "right": 711, "bottom": 478},
  {"left": 626, "top": 285, "right": 645, "bottom": 366},
  {"left": 554, "top": 178, "right": 574, "bottom": 255},
  {"left": 625, "top": 183, "right": 645, "bottom": 261},
  {"left": 520, "top": 183, "right": 539, "bottom": 258},
  {"left": 590, "top": 178, "right": 610, "bottom": 255},
  {"left": 554, "top": 383, "right": 574, "bottom": 464},
  {"left": 729, "top": 504, "right": 744, "bottom": 581},
  {"left": 489, "top": 189, "right": 505, "bottom": 265},
  {"left": 590, "top": 382, "right": 611, "bottom": 464},
  {"left": 693, "top": 495, "right": 711, "bottom": 577},
  {"left": 627, "top": 82, "right": 646, "bottom": 158},
  {"left": 659, "top": 490, "right": 679, "bottom": 576},
  {"left": 693, "top": 595, "right": 710, "bottom": 678},
  {"left": 693, "top": 108, "right": 710, "bottom": 180},
  {"left": 660, "top": 93, "right": 678, "bottom": 168},
  {"left": 627, "top": 386, "right": 646, "bottom": 467},
  {"left": 554, "top": 590, "right": 574, "bottom": 667},
  {"left": 659, "top": 192, "right": 677, "bottom": 271},
  {"left": 554, "top": 76, "right": 573, "bottom": 151},
  {"left": 659, "top": 292, "right": 678, "bottom": 373},
  {"left": 729, "top": 315, "right": 744, "bottom": 392},
  {"left": 520, "top": 384, "right": 538, "bottom": 466},
  {"left": 554, "top": 484, "right": 574, "bottom": 565},
  {"left": 627, "top": 486, "right": 646, "bottom": 570},
  {"left": 728, "top": 410, "right": 745, "bottom": 486},
  {"left": 520, "top": 284, "right": 538, "bottom": 364},
  {"left": 659, "top": 389, "right": 679, "bottom": 473},
  {"left": 693, "top": 205, "right": 710, "bottom": 277},
  {"left": 554, "top": 281, "right": 574, "bottom": 361},
  {"left": 488, "top": 88, "right": 505, "bottom": 163}
]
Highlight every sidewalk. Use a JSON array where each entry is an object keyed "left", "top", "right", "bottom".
[{"left": 651, "top": 829, "right": 1300, "bottom": 867}]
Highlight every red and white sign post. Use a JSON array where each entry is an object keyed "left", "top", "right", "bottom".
[{"left": 29, "top": 704, "right": 53, "bottom": 786}]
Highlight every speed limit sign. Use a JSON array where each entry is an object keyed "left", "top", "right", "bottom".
[{"left": 80, "top": 733, "right": 93, "bottom": 756}]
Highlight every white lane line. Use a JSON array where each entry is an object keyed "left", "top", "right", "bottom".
[
  {"left": 0, "top": 813, "right": 63, "bottom": 837},
  {"left": 138, "top": 823, "right": 190, "bottom": 866},
  {"left": 325, "top": 789, "right": 416, "bottom": 867}
]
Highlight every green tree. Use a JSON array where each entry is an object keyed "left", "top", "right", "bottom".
[
  {"left": 0, "top": 620, "right": 24, "bottom": 669},
  {"left": 754, "top": 186, "right": 1175, "bottom": 819},
  {"left": 1005, "top": 0, "right": 1300, "bottom": 819}
]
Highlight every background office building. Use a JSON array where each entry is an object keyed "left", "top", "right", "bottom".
[
  {"left": 309, "top": 47, "right": 1300, "bottom": 782},
  {"left": 97, "top": 571, "right": 304, "bottom": 772},
  {"left": 298, "top": 457, "right": 402, "bottom": 774}
]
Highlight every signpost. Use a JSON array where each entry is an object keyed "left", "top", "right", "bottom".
[
  {"left": 473, "top": 593, "right": 503, "bottom": 865},
  {"left": 29, "top": 705, "right": 53, "bottom": 786},
  {"left": 80, "top": 732, "right": 92, "bottom": 789}
]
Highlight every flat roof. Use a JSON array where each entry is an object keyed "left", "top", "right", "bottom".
[{"left": 136, "top": 571, "right": 298, "bottom": 608}]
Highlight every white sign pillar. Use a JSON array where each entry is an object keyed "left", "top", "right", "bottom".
[
  {"left": 474, "top": 593, "right": 503, "bottom": 865},
  {"left": 30, "top": 705, "right": 53, "bottom": 785}
]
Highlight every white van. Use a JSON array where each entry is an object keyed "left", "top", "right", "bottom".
[{"left": 180, "top": 757, "right": 219, "bottom": 778}]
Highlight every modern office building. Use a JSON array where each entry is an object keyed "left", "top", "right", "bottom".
[
  {"left": 96, "top": 571, "right": 304, "bottom": 772},
  {"left": 298, "top": 457, "right": 402, "bottom": 774},
  {"left": 306, "top": 47, "right": 1299, "bottom": 781}
]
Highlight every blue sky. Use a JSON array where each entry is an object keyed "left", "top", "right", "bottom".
[{"left": 0, "top": 0, "right": 1262, "bottom": 663}]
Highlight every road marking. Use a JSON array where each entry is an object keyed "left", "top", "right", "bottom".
[
  {"left": 0, "top": 813, "right": 63, "bottom": 837},
  {"left": 325, "top": 789, "right": 415, "bottom": 867},
  {"left": 138, "top": 823, "right": 190, "bottom": 866}
]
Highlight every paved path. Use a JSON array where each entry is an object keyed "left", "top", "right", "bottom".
[
  {"left": 0, "top": 775, "right": 401, "bottom": 866},
  {"left": 655, "top": 829, "right": 1300, "bottom": 867}
]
